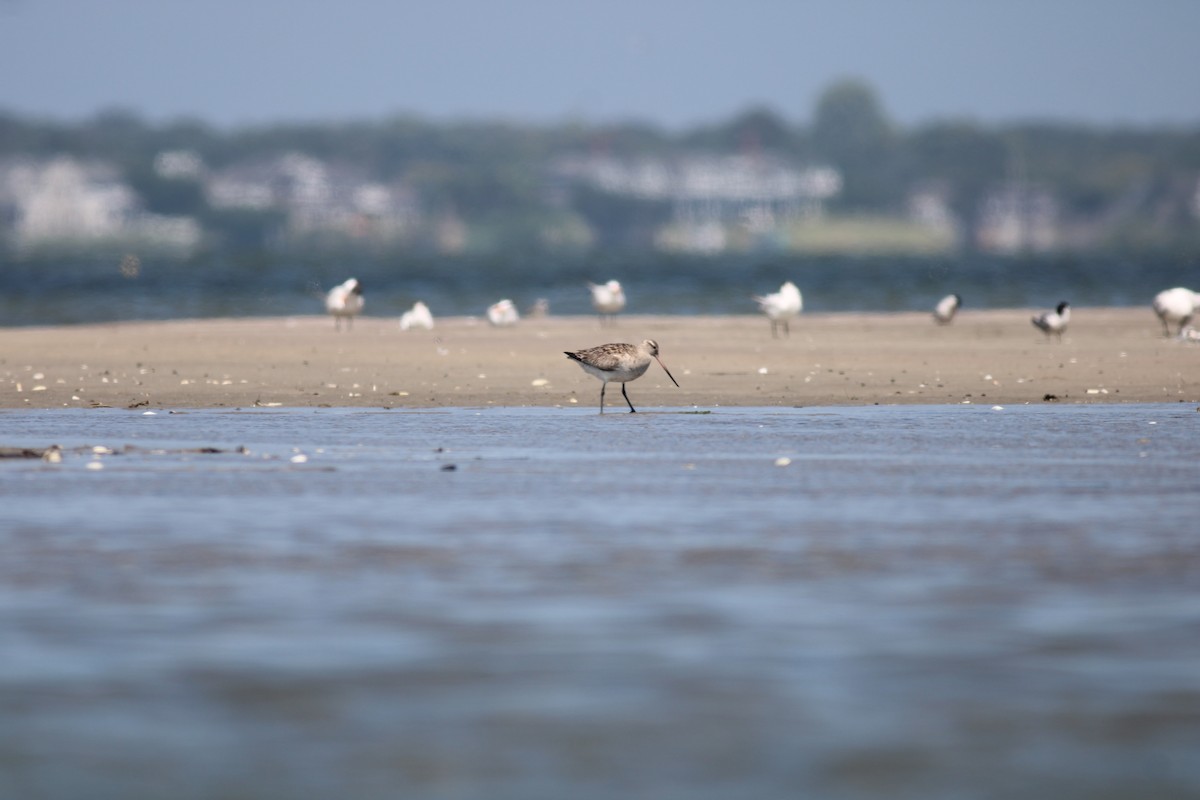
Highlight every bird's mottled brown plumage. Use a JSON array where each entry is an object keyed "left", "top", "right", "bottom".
[{"left": 567, "top": 342, "right": 641, "bottom": 372}]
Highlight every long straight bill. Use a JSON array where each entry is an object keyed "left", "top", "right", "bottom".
[{"left": 655, "top": 357, "right": 680, "bottom": 387}]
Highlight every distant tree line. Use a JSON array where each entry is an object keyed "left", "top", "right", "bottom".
[{"left": 2, "top": 79, "right": 1199, "bottom": 255}]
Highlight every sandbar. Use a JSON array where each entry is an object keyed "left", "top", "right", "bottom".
[{"left": 1, "top": 309, "right": 1197, "bottom": 411}]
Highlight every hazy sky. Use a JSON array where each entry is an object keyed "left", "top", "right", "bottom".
[{"left": 2, "top": 0, "right": 1197, "bottom": 129}]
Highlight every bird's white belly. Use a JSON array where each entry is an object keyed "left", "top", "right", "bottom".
[
  {"left": 584, "top": 360, "right": 649, "bottom": 384},
  {"left": 1155, "top": 294, "right": 1193, "bottom": 320}
]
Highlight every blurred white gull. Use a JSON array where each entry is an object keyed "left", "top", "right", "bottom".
[
  {"left": 933, "top": 293, "right": 962, "bottom": 325},
  {"left": 486, "top": 299, "right": 520, "bottom": 327},
  {"left": 399, "top": 301, "right": 434, "bottom": 331},
  {"left": 526, "top": 298, "right": 550, "bottom": 318},
  {"left": 1031, "top": 301, "right": 1070, "bottom": 340},
  {"left": 753, "top": 281, "right": 803, "bottom": 337},
  {"left": 588, "top": 280, "right": 626, "bottom": 325},
  {"left": 1152, "top": 287, "right": 1198, "bottom": 337},
  {"left": 325, "top": 278, "right": 364, "bottom": 331}
]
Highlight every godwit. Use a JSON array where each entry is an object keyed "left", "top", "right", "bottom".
[
  {"left": 487, "top": 299, "right": 520, "bottom": 327},
  {"left": 1031, "top": 301, "right": 1070, "bottom": 340},
  {"left": 399, "top": 301, "right": 434, "bottom": 331},
  {"left": 325, "top": 278, "right": 364, "bottom": 331},
  {"left": 1152, "top": 287, "right": 1198, "bottom": 337},
  {"left": 564, "top": 339, "right": 679, "bottom": 413},
  {"left": 588, "top": 280, "right": 626, "bottom": 326},
  {"left": 933, "top": 293, "right": 962, "bottom": 324},
  {"left": 753, "top": 281, "right": 802, "bottom": 337}
]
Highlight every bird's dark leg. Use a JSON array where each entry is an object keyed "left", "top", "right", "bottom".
[
  {"left": 599, "top": 382, "right": 606, "bottom": 414},
  {"left": 782, "top": 320, "right": 789, "bottom": 337},
  {"left": 621, "top": 382, "right": 636, "bottom": 413}
]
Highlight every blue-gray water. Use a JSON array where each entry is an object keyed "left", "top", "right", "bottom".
[
  {"left": 3, "top": 251, "right": 1197, "bottom": 325},
  {"left": 3, "top": 404, "right": 1200, "bottom": 799}
]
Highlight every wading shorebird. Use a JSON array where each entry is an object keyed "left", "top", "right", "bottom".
[
  {"left": 325, "top": 278, "right": 364, "bottom": 331},
  {"left": 1152, "top": 287, "right": 1198, "bottom": 337},
  {"left": 933, "top": 293, "right": 962, "bottom": 325},
  {"left": 526, "top": 298, "right": 550, "bottom": 318},
  {"left": 1031, "top": 301, "right": 1070, "bottom": 340},
  {"left": 564, "top": 339, "right": 679, "bottom": 413},
  {"left": 399, "top": 300, "right": 434, "bottom": 331},
  {"left": 588, "top": 280, "right": 626, "bottom": 326},
  {"left": 753, "top": 280, "right": 803, "bottom": 337},
  {"left": 486, "top": 299, "right": 520, "bottom": 327}
]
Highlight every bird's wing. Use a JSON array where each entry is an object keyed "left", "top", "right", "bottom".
[
  {"left": 575, "top": 346, "right": 627, "bottom": 370},
  {"left": 755, "top": 292, "right": 781, "bottom": 309}
]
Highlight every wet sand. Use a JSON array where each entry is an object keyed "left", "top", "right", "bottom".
[{"left": 1, "top": 308, "right": 1197, "bottom": 410}]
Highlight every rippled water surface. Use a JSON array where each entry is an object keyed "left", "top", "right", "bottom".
[{"left": 2, "top": 404, "right": 1199, "bottom": 799}]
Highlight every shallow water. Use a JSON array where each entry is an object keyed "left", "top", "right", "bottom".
[
  {"left": 2, "top": 251, "right": 1191, "bottom": 325},
  {"left": 2, "top": 404, "right": 1199, "bottom": 799}
]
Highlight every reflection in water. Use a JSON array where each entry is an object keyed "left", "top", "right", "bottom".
[{"left": 1, "top": 405, "right": 1199, "bottom": 799}]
